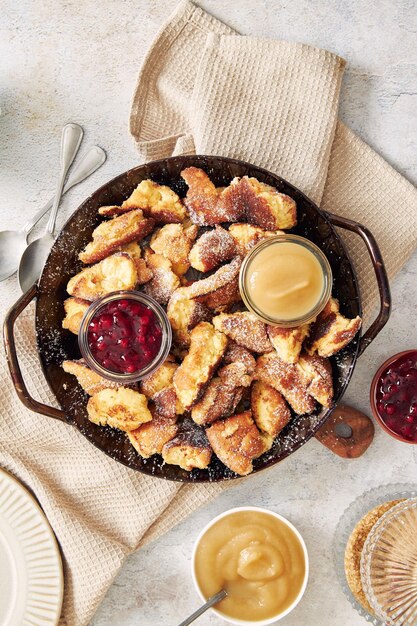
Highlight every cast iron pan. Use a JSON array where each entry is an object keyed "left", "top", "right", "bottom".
[{"left": 4, "top": 155, "right": 391, "bottom": 482}]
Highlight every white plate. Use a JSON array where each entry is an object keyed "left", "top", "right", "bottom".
[{"left": 0, "top": 468, "right": 63, "bottom": 626}]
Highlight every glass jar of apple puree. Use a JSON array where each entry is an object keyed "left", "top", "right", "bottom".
[{"left": 239, "top": 234, "right": 332, "bottom": 327}]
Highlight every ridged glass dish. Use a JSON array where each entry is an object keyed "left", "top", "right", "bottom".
[
  {"left": 361, "top": 498, "right": 417, "bottom": 625},
  {"left": 333, "top": 484, "right": 417, "bottom": 625}
]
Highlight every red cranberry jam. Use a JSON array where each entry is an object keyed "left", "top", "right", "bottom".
[
  {"left": 376, "top": 352, "right": 417, "bottom": 441},
  {"left": 87, "top": 298, "right": 162, "bottom": 374}
]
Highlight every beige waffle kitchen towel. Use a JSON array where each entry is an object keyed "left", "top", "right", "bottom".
[
  {"left": 1, "top": 2, "right": 416, "bottom": 626},
  {"left": 131, "top": 0, "right": 417, "bottom": 322},
  {"left": 0, "top": 304, "right": 222, "bottom": 626}
]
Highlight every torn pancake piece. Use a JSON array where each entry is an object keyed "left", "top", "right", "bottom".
[
  {"left": 251, "top": 381, "right": 291, "bottom": 437},
  {"left": 307, "top": 298, "right": 362, "bottom": 357},
  {"left": 191, "top": 370, "right": 244, "bottom": 427},
  {"left": 62, "top": 359, "right": 124, "bottom": 395},
  {"left": 142, "top": 252, "right": 180, "bottom": 305},
  {"left": 255, "top": 352, "right": 316, "bottom": 415},
  {"left": 162, "top": 418, "right": 212, "bottom": 471},
  {"left": 128, "top": 407, "right": 179, "bottom": 459},
  {"left": 239, "top": 177, "right": 297, "bottom": 230},
  {"left": 228, "top": 223, "right": 283, "bottom": 256},
  {"left": 297, "top": 353, "right": 333, "bottom": 408},
  {"left": 87, "top": 387, "right": 152, "bottom": 432},
  {"left": 167, "top": 293, "right": 212, "bottom": 348},
  {"left": 206, "top": 411, "right": 265, "bottom": 476},
  {"left": 79, "top": 209, "right": 155, "bottom": 264},
  {"left": 173, "top": 322, "right": 228, "bottom": 410},
  {"left": 267, "top": 323, "right": 311, "bottom": 364},
  {"left": 181, "top": 168, "right": 245, "bottom": 225},
  {"left": 213, "top": 311, "right": 272, "bottom": 354},
  {"left": 150, "top": 222, "right": 198, "bottom": 275},
  {"left": 67, "top": 253, "right": 138, "bottom": 301},
  {"left": 62, "top": 297, "right": 90, "bottom": 335},
  {"left": 120, "top": 179, "right": 186, "bottom": 223},
  {"left": 174, "top": 256, "right": 242, "bottom": 302},
  {"left": 189, "top": 226, "right": 237, "bottom": 272},
  {"left": 139, "top": 360, "right": 178, "bottom": 398}
]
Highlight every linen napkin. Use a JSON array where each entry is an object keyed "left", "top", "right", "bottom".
[
  {"left": 130, "top": 0, "right": 417, "bottom": 321},
  {"left": 0, "top": 2, "right": 416, "bottom": 626}
]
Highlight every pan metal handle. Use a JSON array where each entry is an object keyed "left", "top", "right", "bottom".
[
  {"left": 3, "top": 284, "right": 67, "bottom": 422},
  {"left": 324, "top": 211, "right": 391, "bottom": 357}
]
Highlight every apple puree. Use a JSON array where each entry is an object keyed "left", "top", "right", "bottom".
[{"left": 194, "top": 510, "right": 306, "bottom": 621}]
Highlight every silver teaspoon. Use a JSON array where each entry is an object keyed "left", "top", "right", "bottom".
[
  {"left": 18, "top": 123, "right": 83, "bottom": 293},
  {"left": 177, "top": 589, "right": 227, "bottom": 626},
  {"left": 0, "top": 144, "right": 106, "bottom": 282}
]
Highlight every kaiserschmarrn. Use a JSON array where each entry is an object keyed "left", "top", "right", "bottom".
[{"left": 61, "top": 165, "right": 361, "bottom": 477}]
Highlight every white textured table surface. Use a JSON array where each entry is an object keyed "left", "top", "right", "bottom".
[{"left": 1, "top": 1, "right": 416, "bottom": 625}]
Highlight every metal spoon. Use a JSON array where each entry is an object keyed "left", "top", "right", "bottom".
[
  {"left": 18, "top": 123, "right": 84, "bottom": 293},
  {"left": 177, "top": 589, "right": 227, "bottom": 626},
  {"left": 0, "top": 144, "right": 106, "bottom": 283}
]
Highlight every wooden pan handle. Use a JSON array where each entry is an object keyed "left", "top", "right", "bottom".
[
  {"left": 3, "top": 284, "right": 67, "bottom": 422},
  {"left": 314, "top": 404, "right": 374, "bottom": 458}
]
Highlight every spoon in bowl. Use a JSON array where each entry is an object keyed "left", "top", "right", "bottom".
[
  {"left": 18, "top": 123, "right": 83, "bottom": 293},
  {"left": 177, "top": 589, "right": 227, "bottom": 626},
  {"left": 0, "top": 140, "right": 105, "bottom": 283}
]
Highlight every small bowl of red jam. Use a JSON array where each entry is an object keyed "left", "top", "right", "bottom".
[
  {"left": 370, "top": 350, "right": 417, "bottom": 443},
  {"left": 78, "top": 291, "right": 172, "bottom": 383}
]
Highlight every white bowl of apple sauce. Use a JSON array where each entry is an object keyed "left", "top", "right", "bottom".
[
  {"left": 239, "top": 234, "right": 332, "bottom": 327},
  {"left": 192, "top": 507, "right": 309, "bottom": 625}
]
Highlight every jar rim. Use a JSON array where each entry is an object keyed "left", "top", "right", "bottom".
[
  {"left": 77, "top": 290, "right": 172, "bottom": 383},
  {"left": 239, "top": 234, "right": 333, "bottom": 328}
]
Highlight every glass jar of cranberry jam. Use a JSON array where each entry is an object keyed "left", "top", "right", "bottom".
[
  {"left": 370, "top": 350, "right": 417, "bottom": 443},
  {"left": 78, "top": 291, "right": 172, "bottom": 383}
]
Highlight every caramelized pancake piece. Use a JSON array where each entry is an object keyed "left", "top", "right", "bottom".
[
  {"left": 118, "top": 241, "right": 142, "bottom": 262},
  {"left": 189, "top": 226, "right": 237, "bottom": 272},
  {"left": 139, "top": 361, "right": 178, "bottom": 398},
  {"left": 167, "top": 293, "right": 212, "bottom": 348},
  {"left": 258, "top": 433, "right": 275, "bottom": 455},
  {"left": 162, "top": 418, "right": 212, "bottom": 470},
  {"left": 255, "top": 352, "right": 316, "bottom": 414},
  {"left": 181, "top": 168, "right": 244, "bottom": 225},
  {"left": 173, "top": 322, "right": 228, "bottom": 409},
  {"left": 87, "top": 388, "right": 152, "bottom": 432},
  {"left": 62, "top": 359, "right": 124, "bottom": 395},
  {"left": 195, "top": 277, "right": 241, "bottom": 312},
  {"left": 206, "top": 411, "right": 264, "bottom": 476},
  {"left": 152, "top": 386, "right": 184, "bottom": 418},
  {"left": 67, "top": 253, "right": 138, "bottom": 301},
  {"left": 213, "top": 311, "right": 272, "bottom": 353},
  {"left": 307, "top": 298, "right": 362, "bottom": 357},
  {"left": 267, "top": 323, "right": 311, "bottom": 364},
  {"left": 239, "top": 177, "right": 297, "bottom": 230},
  {"left": 228, "top": 223, "right": 282, "bottom": 256},
  {"left": 79, "top": 210, "right": 155, "bottom": 264},
  {"left": 121, "top": 179, "right": 186, "bottom": 223},
  {"left": 251, "top": 381, "right": 291, "bottom": 437},
  {"left": 62, "top": 297, "right": 90, "bottom": 334},
  {"left": 297, "top": 353, "right": 333, "bottom": 408},
  {"left": 218, "top": 361, "right": 253, "bottom": 388},
  {"left": 223, "top": 342, "right": 256, "bottom": 383},
  {"left": 134, "top": 258, "right": 153, "bottom": 285},
  {"left": 174, "top": 257, "right": 242, "bottom": 301},
  {"left": 97, "top": 205, "right": 125, "bottom": 217},
  {"left": 128, "top": 408, "right": 178, "bottom": 458},
  {"left": 191, "top": 377, "right": 244, "bottom": 426},
  {"left": 142, "top": 252, "right": 180, "bottom": 305},
  {"left": 150, "top": 223, "right": 198, "bottom": 275},
  {"left": 118, "top": 242, "right": 153, "bottom": 284}
]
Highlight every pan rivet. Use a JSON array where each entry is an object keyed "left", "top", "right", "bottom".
[{"left": 335, "top": 422, "right": 353, "bottom": 438}]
